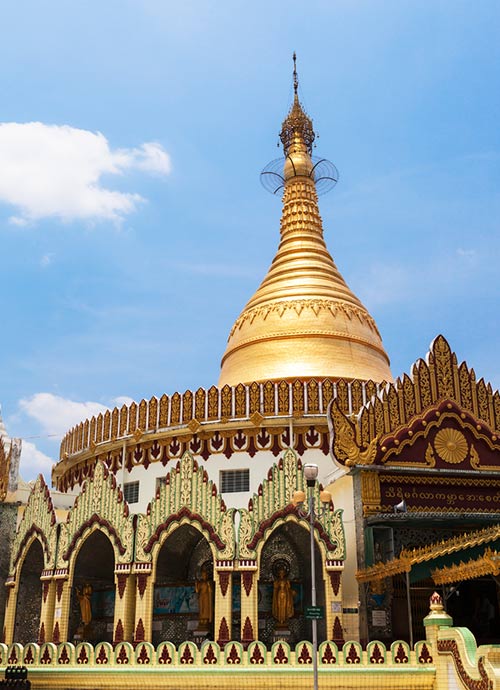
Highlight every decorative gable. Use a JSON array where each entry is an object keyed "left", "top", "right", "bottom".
[
  {"left": 135, "top": 451, "right": 235, "bottom": 562},
  {"left": 330, "top": 335, "right": 500, "bottom": 469},
  {"left": 10, "top": 475, "right": 57, "bottom": 574},
  {"left": 238, "top": 449, "right": 345, "bottom": 560},
  {"left": 56, "top": 461, "right": 134, "bottom": 568}
]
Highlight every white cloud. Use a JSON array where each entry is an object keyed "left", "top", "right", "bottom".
[
  {"left": 19, "top": 392, "right": 138, "bottom": 438},
  {"left": 20, "top": 440, "right": 53, "bottom": 476},
  {"left": 40, "top": 252, "right": 54, "bottom": 267},
  {"left": 112, "top": 396, "right": 135, "bottom": 407},
  {"left": 9, "top": 215, "right": 29, "bottom": 227},
  {"left": 456, "top": 248, "right": 476, "bottom": 259},
  {"left": 19, "top": 393, "right": 109, "bottom": 437},
  {"left": 0, "top": 122, "right": 171, "bottom": 224},
  {"left": 131, "top": 142, "right": 172, "bottom": 174}
]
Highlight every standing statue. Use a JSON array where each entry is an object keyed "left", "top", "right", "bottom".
[
  {"left": 76, "top": 583, "right": 93, "bottom": 627},
  {"left": 272, "top": 567, "right": 294, "bottom": 625},
  {"left": 195, "top": 567, "right": 213, "bottom": 629}
]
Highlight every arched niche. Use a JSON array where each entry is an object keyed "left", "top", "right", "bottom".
[
  {"left": 258, "top": 521, "right": 326, "bottom": 647},
  {"left": 152, "top": 524, "right": 213, "bottom": 647},
  {"left": 13, "top": 538, "right": 44, "bottom": 643},
  {"left": 68, "top": 530, "right": 115, "bottom": 644}
]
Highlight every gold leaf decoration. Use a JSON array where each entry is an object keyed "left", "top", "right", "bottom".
[
  {"left": 238, "top": 448, "right": 345, "bottom": 561},
  {"left": 187, "top": 418, "right": 201, "bottom": 434},
  {"left": 434, "top": 428, "right": 468, "bottom": 464},
  {"left": 470, "top": 443, "right": 480, "bottom": 469},
  {"left": 228, "top": 299, "right": 380, "bottom": 338},
  {"left": 250, "top": 411, "right": 264, "bottom": 427},
  {"left": 424, "top": 443, "right": 436, "bottom": 467},
  {"left": 432, "top": 547, "right": 500, "bottom": 585},
  {"left": 330, "top": 401, "right": 377, "bottom": 467},
  {"left": 135, "top": 451, "right": 236, "bottom": 563}
]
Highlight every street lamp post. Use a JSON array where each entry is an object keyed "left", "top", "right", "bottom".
[{"left": 293, "top": 463, "right": 331, "bottom": 690}]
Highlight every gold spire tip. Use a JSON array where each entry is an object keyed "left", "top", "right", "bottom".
[{"left": 279, "top": 53, "right": 315, "bottom": 156}]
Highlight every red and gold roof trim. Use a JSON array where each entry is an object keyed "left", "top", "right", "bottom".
[{"left": 329, "top": 335, "right": 500, "bottom": 471}]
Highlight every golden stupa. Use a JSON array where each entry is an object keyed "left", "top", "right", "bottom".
[{"left": 219, "top": 57, "right": 392, "bottom": 386}]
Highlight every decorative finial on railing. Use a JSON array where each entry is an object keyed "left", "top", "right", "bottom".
[
  {"left": 424, "top": 590, "right": 453, "bottom": 629},
  {"left": 429, "top": 592, "right": 444, "bottom": 613}
]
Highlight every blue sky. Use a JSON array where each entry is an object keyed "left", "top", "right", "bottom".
[{"left": 0, "top": 1, "right": 499, "bottom": 480}]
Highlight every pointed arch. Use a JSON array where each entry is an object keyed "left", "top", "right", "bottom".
[
  {"left": 238, "top": 449, "right": 345, "bottom": 562},
  {"left": 135, "top": 451, "right": 235, "bottom": 565},
  {"left": 67, "top": 528, "right": 116, "bottom": 643},
  {"left": 5, "top": 477, "right": 56, "bottom": 645},
  {"left": 9, "top": 475, "right": 57, "bottom": 577},
  {"left": 12, "top": 538, "right": 44, "bottom": 644},
  {"left": 56, "top": 461, "right": 134, "bottom": 571}
]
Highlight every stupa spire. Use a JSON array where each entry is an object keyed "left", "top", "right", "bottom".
[
  {"left": 279, "top": 53, "right": 315, "bottom": 157},
  {"left": 218, "top": 57, "right": 392, "bottom": 386}
]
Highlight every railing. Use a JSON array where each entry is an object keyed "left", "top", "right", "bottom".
[
  {"left": 1, "top": 638, "right": 432, "bottom": 669},
  {"left": 3, "top": 626, "right": 499, "bottom": 689},
  {"left": 59, "top": 378, "right": 383, "bottom": 459}
]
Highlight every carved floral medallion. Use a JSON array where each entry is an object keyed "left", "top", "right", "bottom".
[{"left": 434, "top": 428, "right": 468, "bottom": 464}]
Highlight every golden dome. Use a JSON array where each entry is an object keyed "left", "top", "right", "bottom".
[{"left": 218, "top": 60, "right": 392, "bottom": 387}]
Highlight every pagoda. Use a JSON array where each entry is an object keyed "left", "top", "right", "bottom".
[
  {"left": 1, "top": 57, "right": 499, "bottom": 690},
  {"left": 219, "top": 54, "right": 392, "bottom": 386}
]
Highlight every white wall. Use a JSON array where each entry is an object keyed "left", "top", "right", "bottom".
[
  {"left": 326, "top": 472, "right": 360, "bottom": 640},
  {"left": 118, "top": 445, "right": 335, "bottom": 514}
]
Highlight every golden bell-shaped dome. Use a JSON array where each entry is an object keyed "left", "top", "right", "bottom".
[{"left": 218, "top": 60, "right": 392, "bottom": 387}]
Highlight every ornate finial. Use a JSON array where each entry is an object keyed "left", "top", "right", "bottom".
[
  {"left": 261, "top": 55, "right": 338, "bottom": 196},
  {"left": 279, "top": 55, "right": 315, "bottom": 156},
  {"left": 424, "top": 590, "right": 453, "bottom": 627},
  {"left": 293, "top": 52, "right": 298, "bottom": 95},
  {"left": 429, "top": 591, "right": 444, "bottom": 612}
]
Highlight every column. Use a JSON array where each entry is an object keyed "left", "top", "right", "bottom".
[
  {"left": 325, "top": 565, "right": 344, "bottom": 645},
  {"left": 38, "top": 577, "right": 56, "bottom": 644},
  {"left": 3, "top": 581, "right": 17, "bottom": 644},
  {"left": 239, "top": 565, "right": 258, "bottom": 647},
  {"left": 132, "top": 566, "right": 153, "bottom": 645},
  {"left": 52, "top": 576, "right": 71, "bottom": 642},
  {"left": 113, "top": 569, "right": 136, "bottom": 644},
  {"left": 214, "top": 563, "right": 233, "bottom": 646}
]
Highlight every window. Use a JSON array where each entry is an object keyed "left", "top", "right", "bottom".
[
  {"left": 123, "top": 481, "right": 139, "bottom": 504},
  {"left": 220, "top": 469, "right": 249, "bottom": 493},
  {"left": 372, "top": 526, "right": 394, "bottom": 564}
]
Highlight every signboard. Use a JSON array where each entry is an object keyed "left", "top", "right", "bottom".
[
  {"left": 372, "top": 609, "right": 387, "bottom": 627},
  {"left": 305, "top": 606, "right": 324, "bottom": 620},
  {"left": 379, "top": 474, "right": 500, "bottom": 514}
]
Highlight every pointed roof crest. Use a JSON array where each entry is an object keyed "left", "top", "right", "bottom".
[{"left": 279, "top": 53, "right": 315, "bottom": 155}]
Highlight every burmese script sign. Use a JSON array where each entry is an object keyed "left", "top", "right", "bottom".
[{"left": 379, "top": 474, "right": 500, "bottom": 513}]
